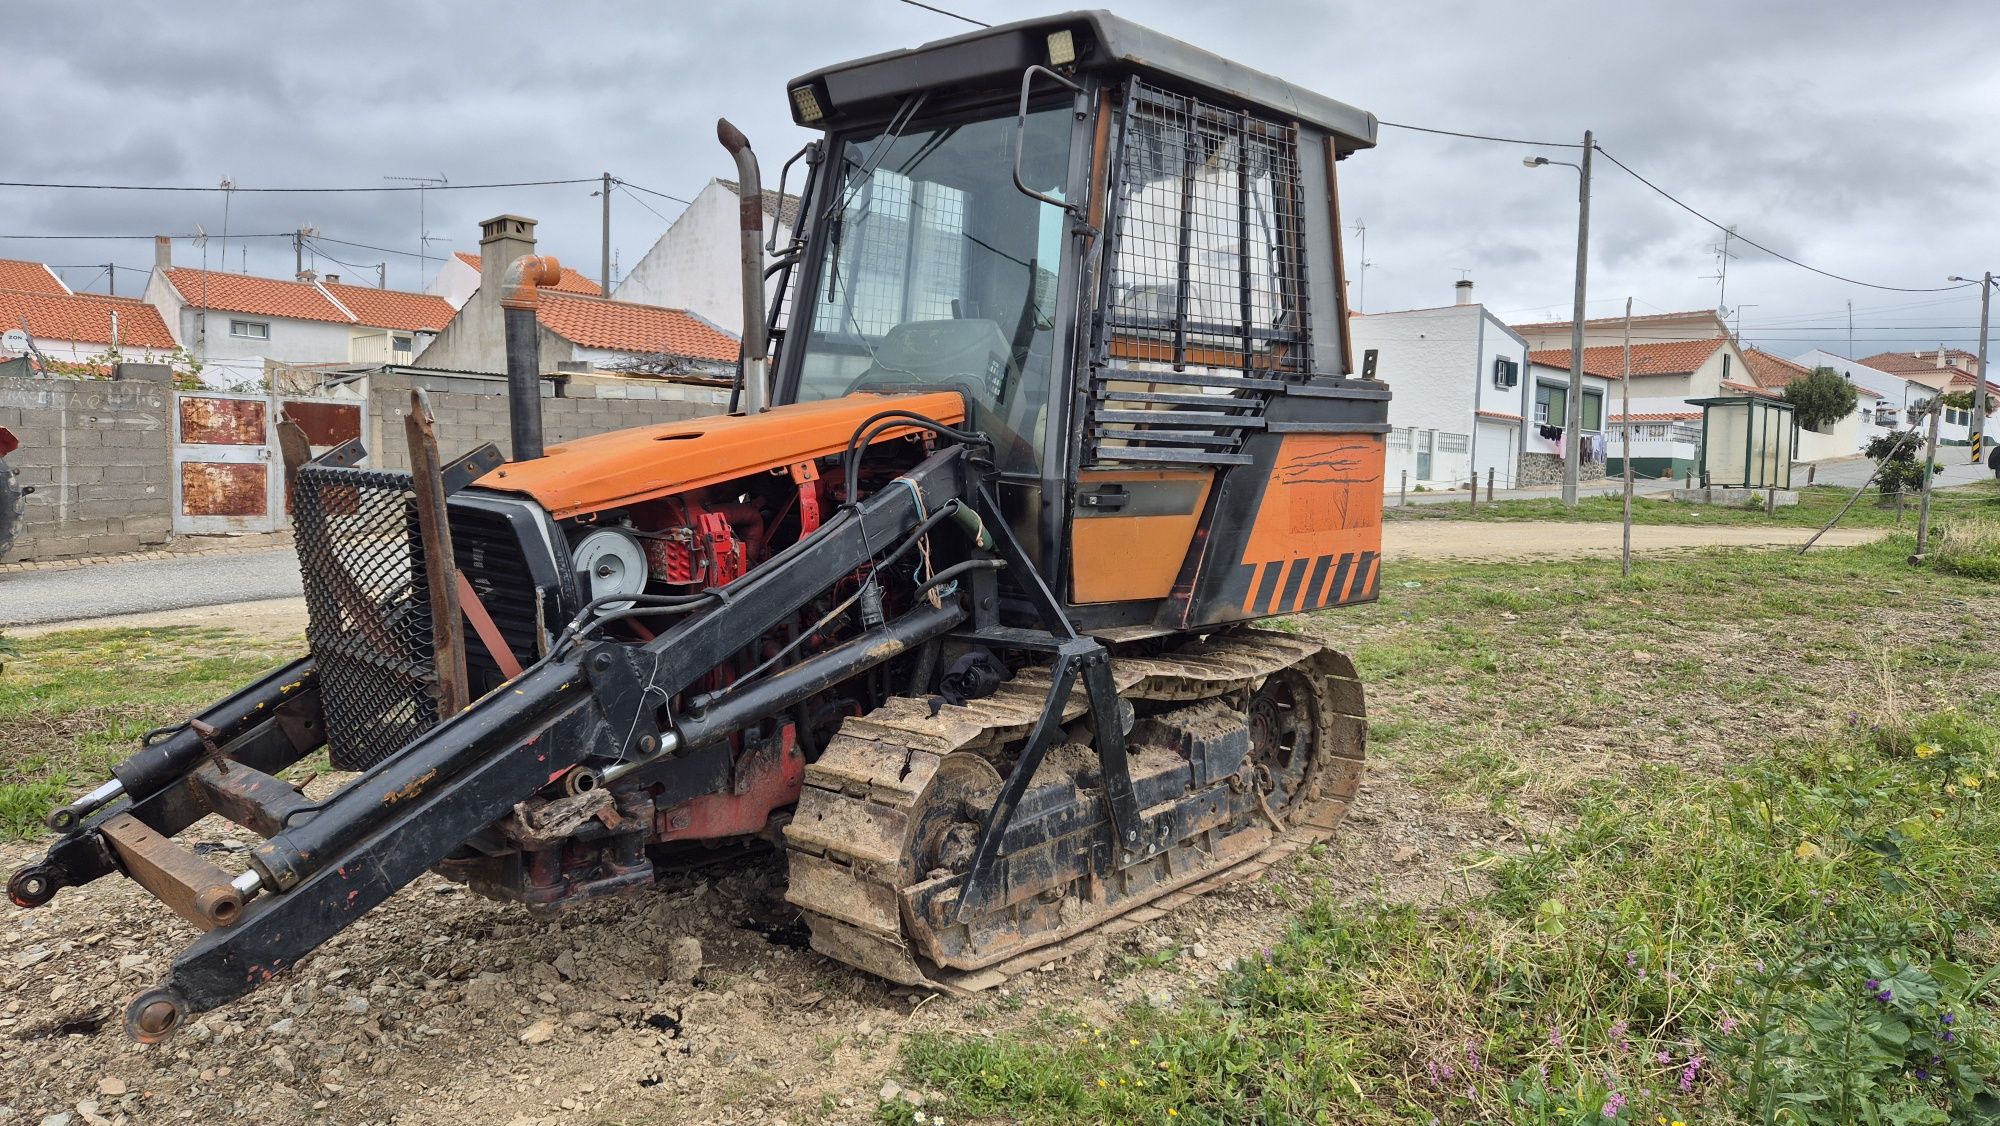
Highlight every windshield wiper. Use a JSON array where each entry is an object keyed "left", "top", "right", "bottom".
[{"left": 823, "top": 91, "right": 930, "bottom": 302}]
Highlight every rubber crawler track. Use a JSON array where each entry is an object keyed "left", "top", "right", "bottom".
[{"left": 782, "top": 628, "right": 1365, "bottom": 994}]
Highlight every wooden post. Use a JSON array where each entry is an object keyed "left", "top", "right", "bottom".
[
  {"left": 1897, "top": 489, "right": 1906, "bottom": 525},
  {"left": 1468, "top": 476, "right": 1478, "bottom": 512},
  {"left": 1486, "top": 466, "right": 1495, "bottom": 502},
  {"left": 1914, "top": 400, "right": 1943, "bottom": 558},
  {"left": 1400, "top": 470, "right": 1408, "bottom": 507},
  {"left": 406, "top": 387, "right": 469, "bottom": 718},
  {"left": 1807, "top": 464, "right": 1817, "bottom": 486},
  {"left": 1765, "top": 485, "right": 1777, "bottom": 516}
]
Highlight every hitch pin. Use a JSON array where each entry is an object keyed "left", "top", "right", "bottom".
[
  {"left": 229, "top": 868, "right": 265, "bottom": 902},
  {"left": 45, "top": 778, "right": 126, "bottom": 833}
]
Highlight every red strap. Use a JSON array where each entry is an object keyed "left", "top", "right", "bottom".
[{"left": 455, "top": 573, "right": 524, "bottom": 679}]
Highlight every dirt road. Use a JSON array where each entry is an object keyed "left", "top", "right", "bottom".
[
  {"left": 10, "top": 522, "right": 1883, "bottom": 637},
  {"left": 1381, "top": 519, "right": 1882, "bottom": 561}
]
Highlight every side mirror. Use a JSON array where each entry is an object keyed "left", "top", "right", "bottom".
[{"left": 1011, "top": 65, "right": 1087, "bottom": 221}]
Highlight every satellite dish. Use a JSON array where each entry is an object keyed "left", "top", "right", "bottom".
[{"left": 1, "top": 329, "right": 28, "bottom": 353}]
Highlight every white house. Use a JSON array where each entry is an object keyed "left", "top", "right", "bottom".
[
  {"left": 1348, "top": 281, "right": 1545, "bottom": 491},
  {"left": 1792, "top": 349, "right": 1924, "bottom": 446},
  {"left": 1850, "top": 348, "right": 1997, "bottom": 449},
  {"left": 143, "top": 238, "right": 456, "bottom": 387},
  {"left": 427, "top": 251, "right": 600, "bottom": 310},
  {"left": 1739, "top": 349, "right": 1870, "bottom": 461},
  {"left": 0, "top": 258, "right": 180, "bottom": 369},
  {"left": 613, "top": 179, "right": 799, "bottom": 337},
  {"left": 416, "top": 214, "right": 740, "bottom": 378}
]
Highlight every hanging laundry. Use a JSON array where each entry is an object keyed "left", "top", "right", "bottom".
[{"left": 1537, "top": 424, "right": 1563, "bottom": 441}]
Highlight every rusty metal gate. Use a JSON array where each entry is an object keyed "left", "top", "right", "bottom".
[{"left": 171, "top": 391, "right": 364, "bottom": 534}]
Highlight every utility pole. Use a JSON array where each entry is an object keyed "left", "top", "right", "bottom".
[
  {"left": 1621, "top": 296, "right": 1634, "bottom": 578},
  {"left": 1947, "top": 272, "right": 1993, "bottom": 463},
  {"left": 105, "top": 264, "right": 115, "bottom": 297},
  {"left": 1565, "top": 131, "right": 1593, "bottom": 507},
  {"left": 601, "top": 172, "right": 614, "bottom": 297},
  {"left": 1846, "top": 299, "right": 1854, "bottom": 359},
  {"left": 1523, "top": 133, "right": 1593, "bottom": 506}
]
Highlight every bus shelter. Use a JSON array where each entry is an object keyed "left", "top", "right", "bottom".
[{"left": 1692, "top": 395, "right": 1794, "bottom": 490}]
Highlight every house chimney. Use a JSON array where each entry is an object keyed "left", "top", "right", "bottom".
[
  {"left": 1455, "top": 278, "right": 1474, "bottom": 306},
  {"left": 1937, "top": 346, "right": 1947, "bottom": 367},
  {"left": 154, "top": 236, "right": 172, "bottom": 270},
  {"left": 324, "top": 274, "right": 339, "bottom": 286},
  {"left": 478, "top": 215, "right": 538, "bottom": 300}
]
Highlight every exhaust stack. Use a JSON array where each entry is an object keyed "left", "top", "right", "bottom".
[
  {"left": 717, "top": 118, "right": 770, "bottom": 414},
  {"left": 499, "top": 254, "right": 564, "bottom": 461}
]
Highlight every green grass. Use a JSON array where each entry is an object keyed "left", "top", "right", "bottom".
[
  {"left": 1931, "top": 517, "right": 2000, "bottom": 583},
  {"left": 884, "top": 537, "right": 2000, "bottom": 1124},
  {"left": 889, "top": 712, "right": 2000, "bottom": 1124},
  {"left": 0, "top": 626, "right": 300, "bottom": 838},
  {"left": 1386, "top": 480, "right": 2000, "bottom": 530}
]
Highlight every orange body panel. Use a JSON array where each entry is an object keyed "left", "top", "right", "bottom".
[
  {"left": 1238, "top": 434, "right": 1385, "bottom": 616},
  {"left": 478, "top": 392, "right": 967, "bottom": 519},
  {"left": 1069, "top": 468, "right": 1213, "bottom": 604}
]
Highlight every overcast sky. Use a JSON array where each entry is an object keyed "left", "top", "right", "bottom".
[{"left": 8, "top": 1, "right": 1998, "bottom": 361}]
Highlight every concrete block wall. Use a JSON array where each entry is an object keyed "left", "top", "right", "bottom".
[
  {"left": 364, "top": 371, "right": 729, "bottom": 471},
  {"left": 0, "top": 377, "right": 174, "bottom": 560}
]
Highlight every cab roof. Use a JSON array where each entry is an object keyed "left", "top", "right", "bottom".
[{"left": 788, "top": 10, "right": 1378, "bottom": 155}]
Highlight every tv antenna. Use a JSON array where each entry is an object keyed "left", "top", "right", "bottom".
[
  {"left": 1348, "top": 220, "right": 1373, "bottom": 312},
  {"left": 1702, "top": 225, "right": 1738, "bottom": 312},
  {"left": 385, "top": 173, "right": 449, "bottom": 283}
]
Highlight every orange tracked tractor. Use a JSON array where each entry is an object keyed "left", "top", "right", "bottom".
[{"left": 10, "top": 11, "right": 1386, "bottom": 1040}]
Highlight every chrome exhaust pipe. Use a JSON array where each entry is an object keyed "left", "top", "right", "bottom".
[{"left": 717, "top": 118, "right": 770, "bottom": 414}]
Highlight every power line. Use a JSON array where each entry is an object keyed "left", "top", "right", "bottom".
[
  {"left": 1378, "top": 120, "right": 1585, "bottom": 148},
  {"left": 0, "top": 232, "right": 292, "bottom": 240},
  {"left": 1593, "top": 146, "right": 1971, "bottom": 295},
  {"left": 311, "top": 234, "right": 436, "bottom": 261},
  {"left": 0, "top": 177, "right": 597, "bottom": 194},
  {"left": 894, "top": 0, "right": 988, "bottom": 27},
  {"left": 617, "top": 183, "right": 677, "bottom": 227},
  {"left": 618, "top": 180, "right": 694, "bottom": 207}
]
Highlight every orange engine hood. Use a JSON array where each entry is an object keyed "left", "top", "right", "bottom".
[{"left": 476, "top": 392, "right": 967, "bottom": 519}]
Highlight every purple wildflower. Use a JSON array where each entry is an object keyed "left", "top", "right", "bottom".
[
  {"left": 1719, "top": 1015, "right": 1740, "bottom": 1034},
  {"left": 1608, "top": 1020, "right": 1630, "bottom": 1054},
  {"left": 1865, "top": 978, "right": 1881, "bottom": 991},
  {"left": 1656, "top": 1050, "right": 1671, "bottom": 1065},
  {"left": 1847, "top": 711, "right": 1860, "bottom": 727},
  {"left": 1877, "top": 989, "right": 1894, "bottom": 1002},
  {"left": 1943, "top": 1031, "right": 1956, "bottom": 1044},
  {"left": 1916, "top": 1068, "right": 1931, "bottom": 1081},
  {"left": 1942, "top": 1013, "right": 1956, "bottom": 1025},
  {"left": 1549, "top": 1027, "right": 1564, "bottom": 1047},
  {"left": 1679, "top": 1055, "right": 1703, "bottom": 1094},
  {"left": 1601, "top": 1091, "right": 1626, "bottom": 1118},
  {"left": 1466, "top": 1044, "right": 1482, "bottom": 1074},
  {"left": 1625, "top": 951, "right": 1637, "bottom": 968}
]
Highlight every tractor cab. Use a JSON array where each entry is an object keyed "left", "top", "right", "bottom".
[{"left": 768, "top": 12, "right": 1386, "bottom": 631}]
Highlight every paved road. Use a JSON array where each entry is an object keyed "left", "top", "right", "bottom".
[{"left": 0, "top": 547, "right": 302, "bottom": 626}]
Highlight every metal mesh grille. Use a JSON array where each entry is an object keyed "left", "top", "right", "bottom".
[
  {"left": 1103, "top": 79, "right": 1310, "bottom": 375},
  {"left": 292, "top": 464, "right": 439, "bottom": 770}
]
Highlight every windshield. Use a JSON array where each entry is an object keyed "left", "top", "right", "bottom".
[{"left": 792, "top": 103, "right": 1075, "bottom": 472}]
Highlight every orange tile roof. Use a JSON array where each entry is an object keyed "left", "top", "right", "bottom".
[
  {"left": 1474, "top": 409, "right": 1523, "bottom": 421},
  {"left": 1857, "top": 349, "right": 1979, "bottom": 374},
  {"left": 164, "top": 267, "right": 349, "bottom": 323},
  {"left": 1741, "top": 348, "right": 1815, "bottom": 388},
  {"left": 1611, "top": 411, "right": 1701, "bottom": 421},
  {"left": 321, "top": 281, "right": 455, "bottom": 333},
  {"left": 0, "top": 259, "right": 67, "bottom": 294},
  {"left": 534, "top": 293, "right": 738, "bottom": 361},
  {"left": 0, "top": 289, "right": 176, "bottom": 349},
  {"left": 1946, "top": 371, "right": 2000, "bottom": 393},
  {"left": 1512, "top": 308, "right": 1725, "bottom": 332},
  {"left": 1720, "top": 379, "right": 1787, "bottom": 400},
  {"left": 452, "top": 252, "right": 601, "bottom": 296},
  {"left": 1529, "top": 338, "right": 1725, "bottom": 379}
]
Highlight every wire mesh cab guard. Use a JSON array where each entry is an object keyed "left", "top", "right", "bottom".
[
  {"left": 292, "top": 464, "right": 441, "bottom": 770},
  {"left": 1089, "top": 77, "right": 1311, "bottom": 468}
]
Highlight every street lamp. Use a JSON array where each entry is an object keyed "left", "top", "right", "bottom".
[
  {"left": 1525, "top": 130, "right": 1594, "bottom": 506},
  {"left": 1947, "top": 273, "right": 1995, "bottom": 464}
]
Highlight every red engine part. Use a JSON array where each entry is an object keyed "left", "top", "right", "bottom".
[
  {"left": 654, "top": 728, "right": 805, "bottom": 842},
  {"left": 642, "top": 496, "right": 756, "bottom": 587}
]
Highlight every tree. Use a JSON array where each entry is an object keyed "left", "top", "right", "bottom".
[
  {"left": 1864, "top": 429, "right": 1939, "bottom": 495},
  {"left": 1783, "top": 366, "right": 1860, "bottom": 431}
]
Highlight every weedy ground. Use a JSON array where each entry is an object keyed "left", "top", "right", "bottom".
[
  {"left": 887, "top": 533, "right": 2000, "bottom": 1125},
  {"left": 1386, "top": 479, "right": 2000, "bottom": 531}
]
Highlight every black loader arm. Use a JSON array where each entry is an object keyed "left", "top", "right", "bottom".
[{"left": 9, "top": 444, "right": 975, "bottom": 1041}]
